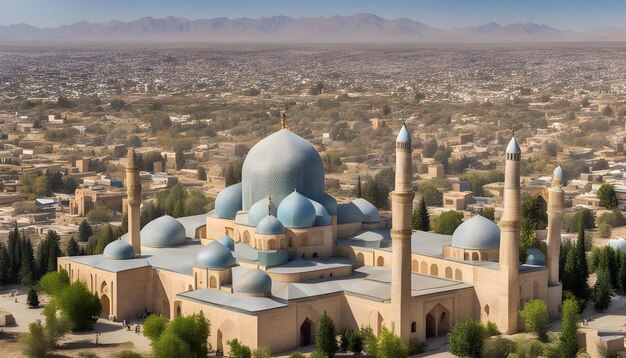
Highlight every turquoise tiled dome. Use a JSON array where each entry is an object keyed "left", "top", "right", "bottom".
[
  {"left": 506, "top": 137, "right": 521, "bottom": 153},
  {"left": 608, "top": 238, "right": 626, "bottom": 252},
  {"left": 309, "top": 199, "right": 331, "bottom": 226},
  {"left": 255, "top": 215, "right": 285, "bottom": 235},
  {"left": 233, "top": 269, "right": 272, "bottom": 296},
  {"left": 194, "top": 241, "right": 236, "bottom": 269},
  {"left": 248, "top": 197, "right": 276, "bottom": 226},
  {"left": 526, "top": 248, "right": 545, "bottom": 265},
  {"left": 337, "top": 198, "right": 380, "bottom": 224},
  {"left": 277, "top": 191, "right": 316, "bottom": 228},
  {"left": 215, "top": 183, "right": 242, "bottom": 219},
  {"left": 103, "top": 239, "right": 135, "bottom": 260},
  {"left": 451, "top": 215, "right": 500, "bottom": 250},
  {"left": 396, "top": 123, "right": 411, "bottom": 143},
  {"left": 141, "top": 215, "right": 187, "bottom": 247},
  {"left": 322, "top": 193, "right": 338, "bottom": 216},
  {"left": 217, "top": 234, "right": 235, "bottom": 251},
  {"left": 241, "top": 129, "right": 325, "bottom": 211}
]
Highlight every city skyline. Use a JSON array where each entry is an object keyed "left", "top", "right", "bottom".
[{"left": 1, "top": 0, "right": 625, "bottom": 31}]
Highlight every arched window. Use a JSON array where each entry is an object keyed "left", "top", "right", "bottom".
[
  {"left": 411, "top": 321, "right": 417, "bottom": 333},
  {"left": 430, "top": 264, "right": 438, "bottom": 276},
  {"left": 420, "top": 262, "right": 427, "bottom": 273},
  {"left": 471, "top": 252, "right": 479, "bottom": 261},
  {"left": 445, "top": 267, "right": 452, "bottom": 279},
  {"left": 412, "top": 260, "right": 419, "bottom": 272},
  {"left": 210, "top": 276, "right": 217, "bottom": 289},
  {"left": 377, "top": 256, "right": 385, "bottom": 267},
  {"left": 356, "top": 252, "right": 365, "bottom": 264},
  {"left": 455, "top": 269, "right": 463, "bottom": 281}
]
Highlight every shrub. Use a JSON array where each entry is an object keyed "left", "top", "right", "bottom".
[
  {"left": 407, "top": 340, "right": 427, "bottom": 355},
  {"left": 559, "top": 299, "right": 579, "bottom": 357},
  {"left": 433, "top": 210, "right": 463, "bottom": 234},
  {"left": 513, "top": 336, "right": 544, "bottom": 358},
  {"left": 339, "top": 327, "right": 352, "bottom": 352},
  {"left": 39, "top": 269, "right": 70, "bottom": 296},
  {"left": 112, "top": 351, "right": 144, "bottom": 358},
  {"left": 57, "top": 282, "right": 102, "bottom": 331},
  {"left": 519, "top": 299, "right": 549, "bottom": 342},
  {"left": 154, "top": 333, "right": 192, "bottom": 358},
  {"left": 77, "top": 353, "right": 99, "bottom": 358},
  {"left": 143, "top": 314, "right": 169, "bottom": 344},
  {"left": 20, "top": 321, "right": 48, "bottom": 358},
  {"left": 484, "top": 321, "right": 501, "bottom": 337},
  {"left": 315, "top": 311, "right": 337, "bottom": 357},
  {"left": 376, "top": 327, "right": 408, "bottom": 358},
  {"left": 288, "top": 353, "right": 305, "bottom": 358},
  {"left": 309, "top": 351, "right": 325, "bottom": 358},
  {"left": 360, "top": 326, "right": 378, "bottom": 357},
  {"left": 598, "top": 223, "right": 612, "bottom": 238},
  {"left": 251, "top": 346, "right": 272, "bottom": 358},
  {"left": 481, "top": 336, "right": 514, "bottom": 358},
  {"left": 448, "top": 318, "right": 485, "bottom": 358},
  {"left": 348, "top": 328, "right": 363, "bottom": 354},
  {"left": 227, "top": 338, "right": 251, "bottom": 358},
  {"left": 27, "top": 287, "right": 39, "bottom": 308}
]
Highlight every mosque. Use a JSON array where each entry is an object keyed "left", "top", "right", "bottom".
[{"left": 58, "top": 119, "right": 564, "bottom": 354}]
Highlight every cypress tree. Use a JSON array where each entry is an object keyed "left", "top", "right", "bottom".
[
  {"left": 559, "top": 299, "right": 579, "bottom": 357},
  {"left": 65, "top": 237, "right": 80, "bottom": 257},
  {"left": 316, "top": 311, "right": 338, "bottom": 357},
  {"left": 618, "top": 252, "right": 626, "bottom": 293},
  {"left": 27, "top": 286, "right": 39, "bottom": 308},
  {"left": 19, "top": 238, "right": 36, "bottom": 287},
  {"left": 562, "top": 245, "right": 578, "bottom": 296},
  {"left": 356, "top": 175, "right": 362, "bottom": 198},
  {"left": 36, "top": 230, "right": 63, "bottom": 279},
  {"left": 559, "top": 240, "right": 573, "bottom": 281},
  {"left": 412, "top": 197, "right": 430, "bottom": 231},
  {"left": 0, "top": 242, "right": 9, "bottom": 286},
  {"left": 78, "top": 220, "right": 93, "bottom": 242},
  {"left": 574, "top": 223, "right": 590, "bottom": 302},
  {"left": 95, "top": 224, "right": 116, "bottom": 254},
  {"left": 593, "top": 262, "right": 613, "bottom": 311}
]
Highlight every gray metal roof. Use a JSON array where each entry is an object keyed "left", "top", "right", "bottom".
[
  {"left": 178, "top": 288, "right": 286, "bottom": 314},
  {"left": 176, "top": 214, "right": 207, "bottom": 239}
]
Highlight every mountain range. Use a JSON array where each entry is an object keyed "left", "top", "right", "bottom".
[{"left": 1, "top": 13, "right": 625, "bottom": 43}]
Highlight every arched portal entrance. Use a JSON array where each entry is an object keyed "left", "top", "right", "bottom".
[
  {"left": 425, "top": 304, "right": 451, "bottom": 337},
  {"left": 100, "top": 294, "right": 110, "bottom": 316},
  {"left": 300, "top": 319, "right": 312, "bottom": 346}
]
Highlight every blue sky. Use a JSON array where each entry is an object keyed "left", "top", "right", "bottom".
[{"left": 0, "top": 0, "right": 624, "bottom": 30}]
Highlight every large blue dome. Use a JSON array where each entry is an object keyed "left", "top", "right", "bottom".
[
  {"left": 351, "top": 198, "right": 380, "bottom": 223},
  {"left": 248, "top": 197, "right": 276, "bottom": 226},
  {"left": 241, "top": 129, "right": 325, "bottom": 211},
  {"left": 215, "top": 183, "right": 242, "bottom": 219},
  {"left": 337, "top": 198, "right": 380, "bottom": 224},
  {"left": 277, "top": 191, "right": 316, "bottom": 228},
  {"left": 194, "top": 241, "right": 236, "bottom": 269},
  {"left": 451, "top": 215, "right": 500, "bottom": 250},
  {"left": 309, "top": 199, "right": 331, "bottom": 226},
  {"left": 103, "top": 239, "right": 135, "bottom": 260},
  {"left": 233, "top": 269, "right": 272, "bottom": 296},
  {"left": 256, "top": 215, "right": 285, "bottom": 235},
  {"left": 141, "top": 215, "right": 187, "bottom": 248}
]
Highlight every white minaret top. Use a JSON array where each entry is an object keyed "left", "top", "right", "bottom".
[{"left": 506, "top": 136, "right": 521, "bottom": 154}]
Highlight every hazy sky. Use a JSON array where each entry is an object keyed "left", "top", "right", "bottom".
[{"left": 0, "top": 0, "right": 624, "bottom": 30}]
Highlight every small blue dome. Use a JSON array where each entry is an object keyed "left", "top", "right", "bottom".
[
  {"left": 277, "top": 191, "right": 316, "bottom": 228},
  {"left": 248, "top": 197, "right": 276, "bottom": 226},
  {"left": 103, "top": 239, "right": 135, "bottom": 260},
  {"left": 233, "top": 269, "right": 272, "bottom": 296},
  {"left": 217, "top": 235, "right": 235, "bottom": 251},
  {"left": 608, "top": 238, "right": 626, "bottom": 252},
  {"left": 194, "top": 241, "right": 236, "bottom": 269},
  {"left": 141, "top": 215, "right": 187, "bottom": 248},
  {"left": 309, "top": 199, "right": 331, "bottom": 226},
  {"left": 452, "top": 215, "right": 500, "bottom": 250},
  {"left": 351, "top": 198, "right": 380, "bottom": 223},
  {"left": 337, "top": 202, "right": 364, "bottom": 224},
  {"left": 215, "top": 183, "right": 242, "bottom": 219},
  {"left": 322, "top": 193, "right": 338, "bottom": 216},
  {"left": 396, "top": 123, "right": 411, "bottom": 143},
  {"left": 506, "top": 137, "right": 521, "bottom": 154},
  {"left": 256, "top": 215, "right": 285, "bottom": 235},
  {"left": 553, "top": 165, "right": 563, "bottom": 178},
  {"left": 526, "top": 248, "right": 545, "bottom": 265}
]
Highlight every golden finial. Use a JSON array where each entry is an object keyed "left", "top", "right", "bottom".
[{"left": 280, "top": 111, "right": 287, "bottom": 130}]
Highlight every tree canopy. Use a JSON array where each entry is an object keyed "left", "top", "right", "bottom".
[{"left": 433, "top": 211, "right": 463, "bottom": 235}]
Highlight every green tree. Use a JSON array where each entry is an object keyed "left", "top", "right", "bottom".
[
  {"left": 376, "top": 327, "right": 408, "bottom": 358},
  {"left": 618, "top": 252, "right": 626, "bottom": 293},
  {"left": 564, "top": 208, "right": 595, "bottom": 232},
  {"left": 62, "top": 176, "right": 78, "bottom": 194},
  {"left": 574, "top": 224, "right": 590, "bottom": 302},
  {"left": 416, "top": 182, "right": 443, "bottom": 206},
  {"left": 27, "top": 287, "right": 39, "bottom": 308},
  {"left": 481, "top": 336, "right": 514, "bottom": 358},
  {"left": 355, "top": 175, "right": 362, "bottom": 198},
  {"left": 163, "top": 312, "right": 210, "bottom": 357},
  {"left": 448, "top": 318, "right": 485, "bottom": 358},
  {"left": 57, "top": 282, "right": 102, "bottom": 330},
  {"left": 251, "top": 346, "right": 272, "bottom": 358},
  {"left": 227, "top": 338, "right": 252, "bottom": 358},
  {"left": 154, "top": 333, "right": 192, "bottom": 358},
  {"left": 478, "top": 207, "right": 495, "bottom": 221},
  {"left": 433, "top": 211, "right": 463, "bottom": 235},
  {"left": 360, "top": 326, "right": 377, "bottom": 357},
  {"left": 143, "top": 314, "right": 169, "bottom": 344},
  {"left": 520, "top": 193, "right": 548, "bottom": 229},
  {"left": 362, "top": 168, "right": 395, "bottom": 210},
  {"left": 316, "top": 311, "right": 338, "bottom": 357},
  {"left": 559, "top": 299, "right": 579, "bottom": 357},
  {"left": 40, "top": 270, "right": 70, "bottom": 296},
  {"left": 223, "top": 158, "right": 244, "bottom": 186},
  {"left": 412, "top": 197, "right": 430, "bottom": 231},
  {"left": 36, "top": 230, "right": 63, "bottom": 278},
  {"left": 87, "top": 206, "right": 114, "bottom": 223},
  {"left": 598, "top": 223, "right": 612, "bottom": 238},
  {"left": 596, "top": 210, "right": 626, "bottom": 228},
  {"left": 78, "top": 220, "right": 93, "bottom": 242},
  {"left": 20, "top": 321, "right": 48, "bottom": 358},
  {"left": 519, "top": 219, "right": 540, "bottom": 263},
  {"left": 519, "top": 299, "right": 549, "bottom": 342},
  {"left": 0, "top": 242, "right": 9, "bottom": 286},
  {"left": 593, "top": 257, "right": 614, "bottom": 311},
  {"left": 19, "top": 238, "right": 36, "bottom": 287},
  {"left": 597, "top": 183, "right": 618, "bottom": 209},
  {"left": 197, "top": 166, "right": 207, "bottom": 181},
  {"left": 94, "top": 224, "right": 116, "bottom": 255},
  {"left": 65, "top": 237, "right": 80, "bottom": 256}
]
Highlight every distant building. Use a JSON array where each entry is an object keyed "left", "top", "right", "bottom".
[
  {"left": 427, "top": 163, "right": 445, "bottom": 179},
  {"left": 443, "top": 191, "right": 473, "bottom": 211},
  {"left": 69, "top": 187, "right": 125, "bottom": 216}
]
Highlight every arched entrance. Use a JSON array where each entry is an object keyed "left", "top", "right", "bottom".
[
  {"left": 425, "top": 304, "right": 451, "bottom": 337},
  {"left": 356, "top": 252, "right": 364, "bottom": 264},
  {"left": 217, "top": 329, "right": 223, "bottom": 352},
  {"left": 100, "top": 294, "right": 110, "bottom": 316},
  {"left": 300, "top": 319, "right": 312, "bottom": 346}
]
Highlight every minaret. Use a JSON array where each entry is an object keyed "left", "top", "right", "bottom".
[
  {"left": 390, "top": 123, "right": 415, "bottom": 341},
  {"left": 498, "top": 136, "right": 521, "bottom": 334},
  {"left": 126, "top": 148, "right": 142, "bottom": 256},
  {"left": 547, "top": 165, "right": 564, "bottom": 284}
]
